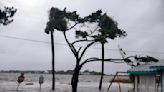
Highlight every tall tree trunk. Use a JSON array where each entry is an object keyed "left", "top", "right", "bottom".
[
  {"left": 71, "top": 65, "right": 80, "bottom": 92},
  {"left": 50, "top": 31, "right": 55, "bottom": 90},
  {"left": 99, "top": 43, "right": 104, "bottom": 90}
]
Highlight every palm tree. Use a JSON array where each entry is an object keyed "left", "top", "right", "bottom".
[
  {"left": 45, "top": 24, "right": 55, "bottom": 90},
  {"left": 45, "top": 9, "right": 57, "bottom": 90},
  {"left": 45, "top": 7, "right": 69, "bottom": 90}
]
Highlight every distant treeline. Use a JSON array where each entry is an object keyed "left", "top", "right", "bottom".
[
  {"left": 0, "top": 70, "right": 104, "bottom": 75},
  {"left": 0, "top": 70, "right": 45, "bottom": 74}
]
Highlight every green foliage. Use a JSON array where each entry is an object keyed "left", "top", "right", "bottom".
[
  {"left": 0, "top": 7, "right": 17, "bottom": 26},
  {"left": 45, "top": 7, "right": 82, "bottom": 34},
  {"left": 76, "top": 10, "right": 127, "bottom": 43},
  {"left": 96, "top": 13, "right": 127, "bottom": 43},
  {"left": 75, "top": 31, "right": 88, "bottom": 38},
  {"left": 48, "top": 7, "right": 67, "bottom": 32},
  {"left": 45, "top": 21, "right": 54, "bottom": 34},
  {"left": 98, "top": 13, "right": 115, "bottom": 29},
  {"left": 84, "top": 10, "right": 102, "bottom": 22},
  {"left": 45, "top": 7, "right": 126, "bottom": 43},
  {"left": 63, "top": 8, "right": 79, "bottom": 22},
  {"left": 92, "top": 34, "right": 107, "bottom": 43}
]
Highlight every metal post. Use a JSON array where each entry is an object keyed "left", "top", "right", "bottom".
[{"left": 134, "top": 76, "right": 138, "bottom": 92}]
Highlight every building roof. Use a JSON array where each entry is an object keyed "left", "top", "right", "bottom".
[
  {"left": 150, "top": 60, "right": 164, "bottom": 69},
  {"left": 127, "top": 64, "right": 158, "bottom": 74}
]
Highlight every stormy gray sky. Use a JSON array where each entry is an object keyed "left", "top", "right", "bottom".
[{"left": 0, "top": 0, "right": 164, "bottom": 74}]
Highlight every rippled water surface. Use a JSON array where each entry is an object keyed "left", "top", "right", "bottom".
[{"left": 0, "top": 73, "right": 132, "bottom": 92}]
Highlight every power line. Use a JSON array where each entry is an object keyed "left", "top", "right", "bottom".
[
  {"left": 0, "top": 35, "right": 164, "bottom": 55},
  {"left": 0, "top": 35, "right": 67, "bottom": 46},
  {"left": 0, "top": 35, "right": 50, "bottom": 44}
]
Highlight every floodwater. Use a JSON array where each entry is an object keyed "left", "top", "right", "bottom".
[{"left": 0, "top": 73, "right": 133, "bottom": 92}]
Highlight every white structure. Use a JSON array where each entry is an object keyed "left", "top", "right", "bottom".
[
  {"left": 150, "top": 60, "right": 164, "bottom": 92},
  {"left": 128, "top": 64, "right": 158, "bottom": 92},
  {"left": 128, "top": 60, "right": 164, "bottom": 92}
]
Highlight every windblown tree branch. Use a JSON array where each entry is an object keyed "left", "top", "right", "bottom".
[
  {"left": 79, "top": 42, "right": 95, "bottom": 61},
  {"left": 80, "top": 57, "right": 125, "bottom": 69},
  {"left": 63, "top": 31, "right": 78, "bottom": 58},
  {"left": 118, "top": 46, "right": 159, "bottom": 66},
  {"left": 71, "top": 39, "right": 94, "bottom": 45},
  {"left": 67, "top": 22, "right": 79, "bottom": 30}
]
